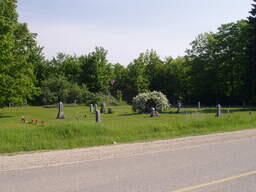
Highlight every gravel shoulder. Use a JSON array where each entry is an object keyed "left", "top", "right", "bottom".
[{"left": 1, "top": 129, "right": 256, "bottom": 172}]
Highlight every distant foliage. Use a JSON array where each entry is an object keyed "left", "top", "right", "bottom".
[
  {"left": 132, "top": 91, "right": 169, "bottom": 113},
  {"left": 91, "top": 93, "right": 119, "bottom": 106},
  {"left": 40, "top": 75, "right": 119, "bottom": 105}
]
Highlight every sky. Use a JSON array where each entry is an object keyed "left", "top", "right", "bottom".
[{"left": 17, "top": 0, "right": 252, "bottom": 65}]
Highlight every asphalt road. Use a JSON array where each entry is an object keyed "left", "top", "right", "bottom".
[{"left": 1, "top": 133, "right": 256, "bottom": 192}]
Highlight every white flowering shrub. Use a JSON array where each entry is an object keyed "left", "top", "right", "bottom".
[{"left": 132, "top": 91, "right": 169, "bottom": 113}]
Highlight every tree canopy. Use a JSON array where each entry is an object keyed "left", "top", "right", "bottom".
[
  {"left": 1, "top": 0, "right": 256, "bottom": 106},
  {"left": 248, "top": 0, "right": 256, "bottom": 103},
  {"left": 0, "top": 0, "right": 42, "bottom": 106}
]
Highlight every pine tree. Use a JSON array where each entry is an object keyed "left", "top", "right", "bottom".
[{"left": 248, "top": 0, "right": 256, "bottom": 103}]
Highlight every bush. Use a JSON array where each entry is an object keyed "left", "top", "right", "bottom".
[
  {"left": 86, "top": 92, "right": 119, "bottom": 106},
  {"left": 41, "top": 77, "right": 91, "bottom": 105},
  {"left": 40, "top": 76, "right": 70, "bottom": 104},
  {"left": 132, "top": 91, "right": 169, "bottom": 113},
  {"left": 40, "top": 76, "right": 120, "bottom": 106}
]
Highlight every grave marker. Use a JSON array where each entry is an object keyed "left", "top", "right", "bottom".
[
  {"left": 96, "top": 110, "right": 101, "bottom": 123},
  {"left": 150, "top": 107, "right": 156, "bottom": 117},
  {"left": 108, "top": 108, "right": 113, "bottom": 114},
  {"left": 56, "top": 102, "right": 65, "bottom": 119},
  {"left": 177, "top": 101, "right": 182, "bottom": 113},
  {"left": 216, "top": 104, "right": 222, "bottom": 117},
  {"left": 90, "top": 104, "right": 94, "bottom": 113},
  {"left": 100, "top": 103, "right": 106, "bottom": 113}
]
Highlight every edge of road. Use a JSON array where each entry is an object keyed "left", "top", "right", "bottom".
[{"left": 1, "top": 129, "right": 256, "bottom": 172}]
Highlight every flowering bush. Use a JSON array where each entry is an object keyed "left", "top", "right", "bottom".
[{"left": 132, "top": 91, "right": 169, "bottom": 113}]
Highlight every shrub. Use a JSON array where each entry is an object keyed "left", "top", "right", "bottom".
[
  {"left": 92, "top": 93, "right": 119, "bottom": 106},
  {"left": 40, "top": 76, "right": 70, "bottom": 104},
  {"left": 132, "top": 91, "right": 169, "bottom": 113},
  {"left": 40, "top": 76, "right": 120, "bottom": 106},
  {"left": 80, "top": 89, "right": 119, "bottom": 106}
]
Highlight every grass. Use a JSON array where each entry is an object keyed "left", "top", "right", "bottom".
[{"left": 0, "top": 105, "right": 256, "bottom": 154}]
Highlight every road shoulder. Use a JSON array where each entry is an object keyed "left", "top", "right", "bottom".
[{"left": 1, "top": 129, "right": 256, "bottom": 172}]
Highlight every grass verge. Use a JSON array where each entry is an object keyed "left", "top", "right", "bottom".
[{"left": 0, "top": 106, "right": 256, "bottom": 154}]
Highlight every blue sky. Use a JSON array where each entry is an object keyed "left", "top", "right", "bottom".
[{"left": 18, "top": 0, "right": 252, "bottom": 65}]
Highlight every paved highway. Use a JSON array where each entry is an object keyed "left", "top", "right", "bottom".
[{"left": 1, "top": 130, "right": 256, "bottom": 192}]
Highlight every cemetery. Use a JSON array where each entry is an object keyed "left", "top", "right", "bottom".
[
  {"left": 0, "top": 101, "right": 256, "bottom": 154},
  {"left": 1, "top": 1, "right": 256, "bottom": 192},
  {"left": 0, "top": 0, "right": 256, "bottom": 155}
]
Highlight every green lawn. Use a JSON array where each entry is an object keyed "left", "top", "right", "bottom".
[{"left": 0, "top": 105, "right": 256, "bottom": 154}]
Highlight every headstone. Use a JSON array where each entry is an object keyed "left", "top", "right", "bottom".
[
  {"left": 90, "top": 104, "right": 94, "bottom": 113},
  {"left": 74, "top": 100, "right": 77, "bottom": 105},
  {"left": 198, "top": 101, "right": 201, "bottom": 109},
  {"left": 100, "top": 103, "right": 106, "bottom": 113},
  {"left": 216, "top": 104, "right": 221, "bottom": 117},
  {"left": 56, "top": 102, "right": 65, "bottom": 119},
  {"left": 176, "top": 101, "right": 182, "bottom": 113},
  {"left": 94, "top": 104, "right": 98, "bottom": 112},
  {"left": 96, "top": 110, "right": 101, "bottom": 123},
  {"left": 150, "top": 107, "right": 156, "bottom": 117},
  {"left": 108, "top": 108, "right": 113, "bottom": 114}
]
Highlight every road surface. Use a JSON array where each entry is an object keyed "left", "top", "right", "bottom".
[{"left": 1, "top": 129, "right": 256, "bottom": 192}]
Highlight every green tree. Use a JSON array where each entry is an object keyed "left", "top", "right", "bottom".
[
  {"left": 40, "top": 76, "right": 70, "bottom": 104},
  {"left": 110, "top": 63, "right": 127, "bottom": 100},
  {"left": 125, "top": 53, "right": 150, "bottom": 101},
  {"left": 40, "top": 76, "right": 86, "bottom": 105},
  {"left": 0, "top": 0, "right": 41, "bottom": 106},
  {"left": 162, "top": 57, "right": 189, "bottom": 103},
  {"left": 214, "top": 21, "right": 249, "bottom": 103},
  {"left": 248, "top": 0, "right": 256, "bottom": 103},
  {"left": 186, "top": 20, "right": 250, "bottom": 104},
  {"left": 79, "top": 47, "right": 113, "bottom": 93},
  {"left": 185, "top": 33, "right": 217, "bottom": 104},
  {"left": 48, "top": 53, "right": 81, "bottom": 83},
  {"left": 143, "top": 50, "right": 164, "bottom": 91}
]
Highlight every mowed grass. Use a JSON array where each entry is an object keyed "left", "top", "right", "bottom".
[{"left": 0, "top": 105, "right": 256, "bottom": 154}]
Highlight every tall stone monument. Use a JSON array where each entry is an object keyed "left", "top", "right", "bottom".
[
  {"left": 100, "top": 103, "right": 106, "bottom": 113},
  {"left": 90, "top": 104, "right": 94, "bottom": 113},
  {"left": 56, "top": 102, "right": 65, "bottom": 119},
  {"left": 216, "top": 104, "right": 222, "bottom": 117},
  {"left": 96, "top": 110, "right": 101, "bottom": 123}
]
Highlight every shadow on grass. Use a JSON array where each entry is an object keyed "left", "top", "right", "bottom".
[
  {"left": 119, "top": 113, "right": 145, "bottom": 117},
  {"left": 160, "top": 107, "right": 256, "bottom": 115},
  {"left": 0, "top": 114, "right": 13, "bottom": 119},
  {"left": 200, "top": 108, "right": 256, "bottom": 114}
]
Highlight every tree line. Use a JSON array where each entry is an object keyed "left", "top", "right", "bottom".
[{"left": 0, "top": 0, "right": 256, "bottom": 106}]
